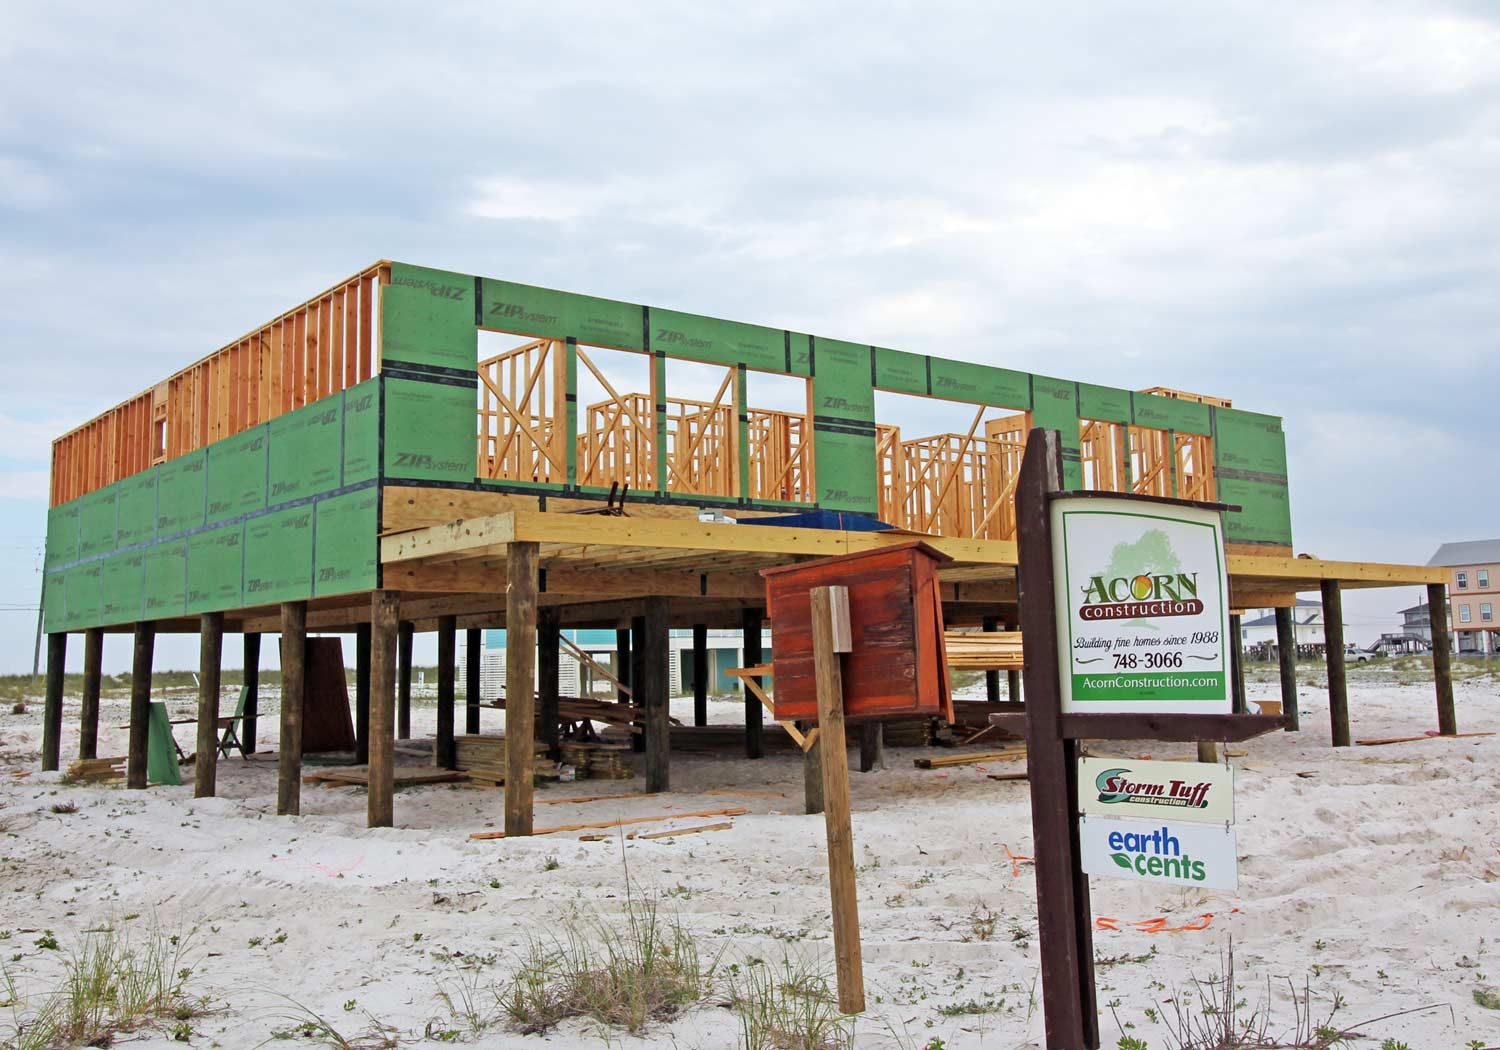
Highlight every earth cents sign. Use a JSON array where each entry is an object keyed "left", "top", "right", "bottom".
[
  {"left": 1050, "top": 496, "right": 1231, "bottom": 714},
  {"left": 1079, "top": 816, "right": 1238, "bottom": 890}
]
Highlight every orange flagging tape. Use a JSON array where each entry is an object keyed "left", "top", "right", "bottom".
[
  {"left": 1095, "top": 912, "right": 1219, "bottom": 934},
  {"left": 1002, "top": 844, "right": 1034, "bottom": 877}
]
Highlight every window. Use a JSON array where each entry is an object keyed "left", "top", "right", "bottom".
[
  {"left": 1456, "top": 571, "right": 1468, "bottom": 589},
  {"left": 1458, "top": 604, "right": 1472, "bottom": 623},
  {"left": 1480, "top": 569, "right": 1491, "bottom": 589},
  {"left": 1483, "top": 603, "right": 1494, "bottom": 623}
]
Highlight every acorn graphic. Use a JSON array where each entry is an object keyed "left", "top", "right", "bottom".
[{"left": 1130, "top": 574, "right": 1154, "bottom": 600}]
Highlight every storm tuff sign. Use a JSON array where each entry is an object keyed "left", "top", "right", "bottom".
[
  {"left": 1077, "top": 755, "right": 1234, "bottom": 824},
  {"left": 1052, "top": 496, "right": 1231, "bottom": 713}
]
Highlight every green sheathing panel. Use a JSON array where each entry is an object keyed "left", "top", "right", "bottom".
[
  {"left": 142, "top": 540, "right": 187, "bottom": 619},
  {"left": 206, "top": 427, "right": 268, "bottom": 524},
  {"left": 186, "top": 524, "right": 244, "bottom": 614},
  {"left": 64, "top": 562, "right": 101, "bottom": 629},
  {"left": 384, "top": 264, "right": 478, "bottom": 370},
  {"left": 116, "top": 472, "right": 157, "bottom": 548},
  {"left": 77, "top": 485, "right": 118, "bottom": 558},
  {"left": 787, "top": 332, "right": 812, "bottom": 377},
  {"left": 383, "top": 376, "right": 477, "bottom": 482},
  {"left": 811, "top": 338, "right": 878, "bottom": 514},
  {"left": 156, "top": 451, "right": 206, "bottom": 535},
  {"left": 269, "top": 397, "right": 343, "bottom": 503},
  {"left": 1215, "top": 408, "right": 1289, "bottom": 477},
  {"left": 874, "top": 347, "right": 927, "bottom": 396},
  {"left": 1217, "top": 475, "right": 1293, "bottom": 546},
  {"left": 1214, "top": 407, "right": 1293, "bottom": 546},
  {"left": 1077, "top": 383, "right": 1133, "bottom": 425},
  {"left": 482, "top": 277, "right": 644, "bottom": 350},
  {"left": 43, "top": 570, "right": 67, "bottom": 633},
  {"left": 314, "top": 488, "right": 378, "bottom": 597},
  {"left": 244, "top": 505, "right": 314, "bottom": 605},
  {"left": 45, "top": 502, "right": 79, "bottom": 569},
  {"left": 1032, "top": 375, "right": 1083, "bottom": 489},
  {"left": 341, "top": 380, "right": 380, "bottom": 485},
  {"left": 101, "top": 552, "right": 144, "bottom": 625},
  {"left": 928, "top": 358, "right": 1031, "bottom": 409},
  {"left": 1134, "top": 392, "right": 1211, "bottom": 436},
  {"left": 650, "top": 309, "right": 784, "bottom": 371}
]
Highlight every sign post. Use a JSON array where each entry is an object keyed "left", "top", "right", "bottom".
[{"left": 995, "top": 428, "right": 1285, "bottom": 1050}]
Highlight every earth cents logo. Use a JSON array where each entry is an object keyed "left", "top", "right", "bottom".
[{"left": 1106, "top": 825, "right": 1208, "bottom": 882}]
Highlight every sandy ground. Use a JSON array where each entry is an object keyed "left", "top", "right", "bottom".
[{"left": 1, "top": 670, "right": 1498, "bottom": 1049}]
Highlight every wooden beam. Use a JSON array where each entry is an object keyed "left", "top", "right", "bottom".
[
  {"left": 1321, "top": 580, "right": 1350, "bottom": 748},
  {"left": 41, "top": 632, "right": 66, "bottom": 772},
  {"left": 278, "top": 601, "right": 307, "bottom": 815},
  {"left": 1429, "top": 582, "right": 1457, "bottom": 736},
  {"left": 397, "top": 620, "right": 413, "bottom": 741},
  {"left": 1229, "top": 613, "right": 1246, "bottom": 715},
  {"left": 465, "top": 626, "right": 483, "bottom": 734},
  {"left": 354, "top": 623, "right": 371, "bottom": 765},
  {"left": 127, "top": 622, "right": 155, "bottom": 790},
  {"left": 435, "top": 614, "right": 457, "bottom": 770},
  {"left": 369, "top": 591, "right": 399, "bottom": 828},
  {"left": 982, "top": 616, "right": 1001, "bottom": 703},
  {"left": 79, "top": 628, "right": 102, "bottom": 761},
  {"left": 194, "top": 612, "right": 223, "bottom": 798},
  {"left": 505, "top": 542, "right": 539, "bottom": 837},
  {"left": 642, "top": 596, "right": 670, "bottom": 792},
  {"left": 742, "top": 608, "right": 764, "bottom": 760},
  {"left": 242, "top": 632, "right": 260, "bottom": 753},
  {"left": 692, "top": 623, "right": 708, "bottom": 727},
  {"left": 539, "top": 609, "right": 561, "bottom": 759},
  {"left": 1275, "top": 606, "right": 1299, "bottom": 732},
  {"left": 858, "top": 723, "right": 883, "bottom": 773}
]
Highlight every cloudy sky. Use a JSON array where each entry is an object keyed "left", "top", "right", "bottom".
[{"left": 3, "top": 1, "right": 1497, "bottom": 672}]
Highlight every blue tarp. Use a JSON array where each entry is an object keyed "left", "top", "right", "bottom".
[{"left": 747, "top": 509, "right": 894, "bottom": 532}]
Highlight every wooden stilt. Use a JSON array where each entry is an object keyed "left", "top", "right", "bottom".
[
  {"left": 742, "top": 608, "right": 764, "bottom": 759},
  {"left": 435, "top": 614, "right": 457, "bottom": 770},
  {"left": 397, "top": 620, "right": 413, "bottom": 740},
  {"left": 505, "top": 542, "right": 539, "bottom": 837},
  {"left": 642, "top": 597, "right": 670, "bottom": 792},
  {"left": 242, "top": 632, "right": 260, "bottom": 753},
  {"left": 630, "top": 615, "right": 646, "bottom": 753},
  {"left": 194, "top": 612, "right": 223, "bottom": 798},
  {"left": 810, "top": 585, "right": 864, "bottom": 1015},
  {"left": 79, "top": 628, "right": 102, "bottom": 760},
  {"left": 615, "top": 627, "right": 631, "bottom": 702},
  {"left": 858, "top": 722, "right": 883, "bottom": 772},
  {"left": 41, "top": 632, "right": 66, "bottom": 772},
  {"left": 127, "top": 622, "right": 155, "bottom": 790},
  {"left": 465, "top": 627, "right": 482, "bottom": 734},
  {"left": 982, "top": 616, "right": 1001, "bottom": 703},
  {"left": 1321, "top": 581, "right": 1350, "bottom": 748},
  {"left": 354, "top": 623, "right": 371, "bottom": 765},
  {"left": 1429, "top": 582, "right": 1457, "bottom": 735},
  {"left": 1229, "top": 613, "right": 1246, "bottom": 715},
  {"left": 804, "top": 724, "right": 824, "bottom": 814},
  {"left": 277, "top": 602, "right": 307, "bottom": 815},
  {"left": 369, "top": 591, "right": 399, "bottom": 828},
  {"left": 539, "top": 609, "right": 561, "bottom": 759},
  {"left": 692, "top": 623, "right": 708, "bottom": 727},
  {"left": 1196, "top": 740, "right": 1218, "bottom": 763},
  {"left": 1275, "top": 606, "right": 1299, "bottom": 731},
  {"left": 1006, "top": 619, "right": 1022, "bottom": 702}
]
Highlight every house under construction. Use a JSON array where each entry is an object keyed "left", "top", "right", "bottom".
[{"left": 37, "top": 261, "right": 1456, "bottom": 832}]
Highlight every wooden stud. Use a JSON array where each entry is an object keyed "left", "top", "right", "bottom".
[
  {"left": 504, "top": 542, "right": 539, "bottom": 837},
  {"left": 809, "top": 585, "right": 864, "bottom": 1015},
  {"left": 641, "top": 596, "right": 670, "bottom": 792},
  {"left": 1429, "top": 582, "right": 1457, "bottom": 736},
  {"left": 858, "top": 723, "right": 884, "bottom": 773},
  {"left": 354, "top": 623, "right": 371, "bottom": 765},
  {"left": 539, "top": 609, "right": 561, "bottom": 758},
  {"left": 1321, "top": 581, "right": 1350, "bottom": 748},
  {"left": 465, "top": 627, "right": 483, "bottom": 734},
  {"left": 1274, "top": 606, "right": 1299, "bottom": 732},
  {"left": 242, "top": 632, "right": 261, "bottom": 753},
  {"left": 742, "top": 608, "right": 765, "bottom": 759},
  {"left": 194, "top": 612, "right": 223, "bottom": 798},
  {"left": 369, "top": 591, "right": 399, "bottom": 828},
  {"left": 692, "top": 623, "right": 708, "bottom": 727},
  {"left": 277, "top": 602, "right": 307, "bottom": 816},
  {"left": 41, "top": 632, "right": 66, "bottom": 772},
  {"left": 127, "top": 622, "right": 155, "bottom": 790},
  {"left": 436, "top": 614, "right": 457, "bottom": 770},
  {"left": 79, "top": 628, "right": 103, "bottom": 760},
  {"left": 397, "top": 620, "right": 413, "bottom": 740}
]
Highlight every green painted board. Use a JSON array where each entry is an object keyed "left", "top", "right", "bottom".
[
  {"left": 811, "top": 338, "right": 876, "bottom": 421},
  {"left": 116, "top": 471, "right": 157, "bottom": 548},
  {"left": 927, "top": 358, "right": 1031, "bottom": 410},
  {"left": 383, "top": 377, "right": 477, "bottom": 483},
  {"left": 142, "top": 540, "right": 187, "bottom": 619},
  {"left": 482, "top": 277, "right": 644, "bottom": 351},
  {"left": 77, "top": 485, "right": 118, "bottom": 558},
  {"left": 1218, "top": 476, "right": 1294, "bottom": 546},
  {"left": 1214, "top": 408, "right": 1288, "bottom": 478},
  {"left": 1077, "top": 383, "right": 1133, "bottom": 425},
  {"left": 649, "top": 309, "right": 785, "bottom": 372},
  {"left": 100, "top": 552, "right": 144, "bottom": 625},
  {"left": 341, "top": 380, "right": 380, "bottom": 485},
  {"left": 146, "top": 702, "right": 182, "bottom": 786},
  {"left": 45, "top": 503, "right": 78, "bottom": 569},
  {"left": 243, "top": 505, "right": 314, "bottom": 605},
  {"left": 186, "top": 524, "right": 244, "bottom": 614},
  {"left": 383, "top": 266, "right": 477, "bottom": 370},
  {"left": 1133, "top": 392, "right": 1212, "bottom": 436},
  {"left": 813, "top": 429, "right": 879, "bottom": 515},
  {"left": 873, "top": 347, "right": 927, "bottom": 396},
  {"left": 269, "top": 397, "right": 343, "bottom": 503},
  {"left": 156, "top": 451, "right": 206, "bottom": 535},
  {"left": 206, "top": 426, "right": 267, "bottom": 524},
  {"left": 314, "top": 488, "right": 378, "bottom": 596}
]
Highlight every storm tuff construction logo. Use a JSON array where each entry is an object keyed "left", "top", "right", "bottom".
[{"left": 1094, "top": 766, "right": 1213, "bottom": 810}]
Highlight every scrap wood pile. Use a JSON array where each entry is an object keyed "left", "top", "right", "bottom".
[
  {"left": 559, "top": 739, "right": 635, "bottom": 780},
  {"left": 944, "top": 630, "right": 1023, "bottom": 670},
  {"left": 455, "top": 734, "right": 552, "bottom": 786},
  {"left": 64, "top": 757, "right": 126, "bottom": 784}
]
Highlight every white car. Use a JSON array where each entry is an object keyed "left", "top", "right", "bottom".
[{"left": 1344, "top": 645, "right": 1375, "bottom": 663}]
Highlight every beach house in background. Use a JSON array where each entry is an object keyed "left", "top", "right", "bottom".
[
  {"left": 1428, "top": 539, "right": 1500, "bottom": 655},
  {"left": 1240, "top": 598, "right": 1324, "bottom": 650}
]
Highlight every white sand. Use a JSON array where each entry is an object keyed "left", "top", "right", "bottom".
[{"left": 1, "top": 671, "right": 1498, "bottom": 1049}]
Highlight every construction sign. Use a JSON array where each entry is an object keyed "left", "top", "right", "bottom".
[{"left": 1077, "top": 755, "right": 1234, "bottom": 824}]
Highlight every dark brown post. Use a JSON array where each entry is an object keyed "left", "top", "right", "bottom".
[
  {"left": 982, "top": 615, "right": 1001, "bottom": 703},
  {"left": 1015, "top": 428, "right": 1097, "bottom": 1049},
  {"left": 538, "top": 609, "right": 561, "bottom": 758},
  {"left": 435, "top": 614, "right": 457, "bottom": 769},
  {"left": 505, "top": 542, "right": 539, "bottom": 837},
  {"left": 1274, "top": 606, "right": 1299, "bottom": 731},
  {"left": 79, "top": 628, "right": 103, "bottom": 760},
  {"left": 692, "top": 623, "right": 708, "bottom": 727},
  {"left": 194, "top": 612, "right": 224, "bottom": 798},
  {"left": 354, "top": 623, "right": 371, "bottom": 764},
  {"left": 1006, "top": 618, "right": 1022, "bottom": 702},
  {"left": 803, "top": 726, "right": 824, "bottom": 814},
  {"left": 397, "top": 620, "right": 413, "bottom": 740},
  {"left": 465, "top": 627, "right": 482, "bottom": 734},
  {"left": 858, "top": 722, "right": 884, "bottom": 772},
  {"left": 1320, "top": 581, "right": 1350, "bottom": 747},
  {"left": 614, "top": 627, "right": 631, "bottom": 701},
  {"left": 1229, "top": 613, "right": 1246, "bottom": 715},
  {"left": 641, "top": 596, "right": 670, "bottom": 792},
  {"left": 242, "top": 632, "right": 261, "bottom": 752},
  {"left": 41, "top": 632, "right": 66, "bottom": 772},
  {"left": 1429, "top": 582, "right": 1457, "bottom": 735},
  {"left": 742, "top": 608, "right": 764, "bottom": 759},
  {"left": 277, "top": 602, "right": 307, "bottom": 815},
  {"left": 369, "top": 591, "right": 399, "bottom": 828},
  {"left": 127, "top": 622, "right": 155, "bottom": 789},
  {"left": 629, "top": 615, "right": 647, "bottom": 753}
]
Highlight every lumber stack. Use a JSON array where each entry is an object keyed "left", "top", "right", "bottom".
[
  {"left": 64, "top": 756, "right": 126, "bottom": 784},
  {"left": 944, "top": 630, "right": 1023, "bottom": 670},
  {"left": 913, "top": 746, "right": 1026, "bottom": 770},
  {"left": 559, "top": 740, "right": 635, "bottom": 780},
  {"left": 454, "top": 734, "right": 550, "bottom": 786},
  {"left": 304, "top": 767, "right": 468, "bottom": 788}
]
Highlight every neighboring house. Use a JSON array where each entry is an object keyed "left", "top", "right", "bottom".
[
  {"left": 1375, "top": 600, "right": 1434, "bottom": 654},
  {"left": 1428, "top": 539, "right": 1500, "bottom": 656},
  {"left": 1239, "top": 598, "right": 1325, "bottom": 649}
]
